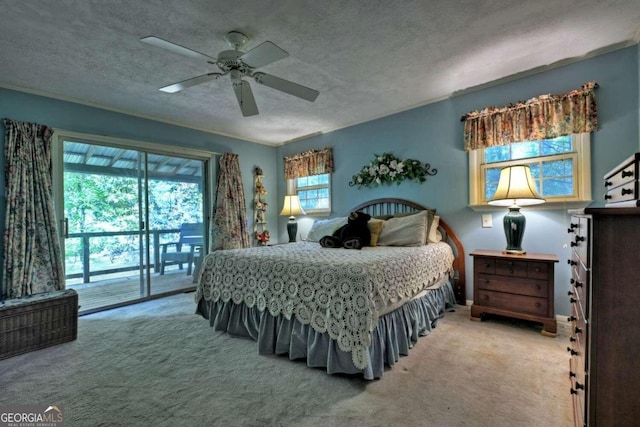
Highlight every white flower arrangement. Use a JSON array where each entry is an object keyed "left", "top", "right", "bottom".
[{"left": 349, "top": 152, "right": 437, "bottom": 188}]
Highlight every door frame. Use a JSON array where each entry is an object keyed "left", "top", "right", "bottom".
[{"left": 51, "top": 130, "right": 218, "bottom": 311}]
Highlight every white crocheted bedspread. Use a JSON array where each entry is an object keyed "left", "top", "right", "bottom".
[{"left": 195, "top": 241, "right": 454, "bottom": 369}]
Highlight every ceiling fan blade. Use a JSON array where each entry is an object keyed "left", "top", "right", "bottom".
[
  {"left": 141, "top": 36, "right": 216, "bottom": 62},
  {"left": 232, "top": 80, "right": 259, "bottom": 117},
  {"left": 159, "top": 73, "right": 224, "bottom": 93},
  {"left": 253, "top": 72, "right": 319, "bottom": 102},
  {"left": 240, "top": 41, "right": 289, "bottom": 68}
]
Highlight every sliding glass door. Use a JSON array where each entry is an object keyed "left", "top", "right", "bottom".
[{"left": 54, "top": 136, "right": 209, "bottom": 314}]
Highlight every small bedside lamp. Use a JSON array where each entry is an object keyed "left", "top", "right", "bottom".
[
  {"left": 280, "top": 195, "right": 306, "bottom": 243},
  {"left": 489, "top": 165, "right": 545, "bottom": 254}
]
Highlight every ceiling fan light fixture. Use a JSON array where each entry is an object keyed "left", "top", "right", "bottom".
[{"left": 224, "top": 31, "right": 249, "bottom": 50}]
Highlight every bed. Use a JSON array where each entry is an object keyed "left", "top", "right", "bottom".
[{"left": 195, "top": 198, "right": 465, "bottom": 379}]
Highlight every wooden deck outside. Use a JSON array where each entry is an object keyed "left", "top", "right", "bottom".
[{"left": 68, "top": 267, "right": 197, "bottom": 314}]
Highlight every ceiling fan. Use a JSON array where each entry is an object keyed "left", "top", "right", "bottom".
[{"left": 141, "top": 31, "right": 319, "bottom": 117}]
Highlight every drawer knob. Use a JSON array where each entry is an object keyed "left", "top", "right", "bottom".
[
  {"left": 569, "top": 336, "right": 577, "bottom": 343},
  {"left": 568, "top": 316, "right": 577, "bottom": 322},
  {"left": 570, "top": 388, "right": 578, "bottom": 395},
  {"left": 567, "top": 259, "right": 577, "bottom": 266},
  {"left": 569, "top": 371, "right": 576, "bottom": 378},
  {"left": 535, "top": 302, "right": 541, "bottom": 308},
  {"left": 568, "top": 291, "right": 574, "bottom": 296},
  {"left": 574, "top": 326, "right": 582, "bottom": 334},
  {"left": 622, "top": 170, "right": 634, "bottom": 178},
  {"left": 569, "top": 223, "right": 578, "bottom": 230},
  {"left": 570, "top": 241, "right": 577, "bottom": 247},
  {"left": 622, "top": 188, "right": 634, "bottom": 196},
  {"left": 570, "top": 297, "right": 577, "bottom": 304},
  {"left": 605, "top": 194, "right": 613, "bottom": 200},
  {"left": 604, "top": 180, "right": 613, "bottom": 187},
  {"left": 575, "top": 382, "right": 585, "bottom": 390},
  {"left": 575, "top": 281, "right": 583, "bottom": 288},
  {"left": 567, "top": 347, "right": 579, "bottom": 356},
  {"left": 575, "top": 235, "right": 585, "bottom": 243},
  {"left": 484, "top": 263, "right": 491, "bottom": 268}
]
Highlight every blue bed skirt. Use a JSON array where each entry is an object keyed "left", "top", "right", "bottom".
[{"left": 196, "top": 281, "right": 457, "bottom": 380}]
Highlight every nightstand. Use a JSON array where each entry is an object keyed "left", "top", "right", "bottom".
[{"left": 470, "top": 249, "right": 558, "bottom": 337}]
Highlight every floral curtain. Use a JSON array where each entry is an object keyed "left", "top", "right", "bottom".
[
  {"left": 284, "top": 147, "right": 333, "bottom": 179},
  {"left": 210, "top": 153, "right": 251, "bottom": 251},
  {"left": 2, "top": 119, "right": 64, "bottom": 299},
  {"left": 462, "top": 81, "right": 598, "bottom": 151}
]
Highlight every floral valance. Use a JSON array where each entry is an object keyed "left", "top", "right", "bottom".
[
  {"left": 461, "top": 81, "right": 598, "bottom": 151},
  {"left": 284, "top": 147, "right": 333, "bottom": 180}
]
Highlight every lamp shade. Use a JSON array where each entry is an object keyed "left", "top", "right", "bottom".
[
  {"left": 280, "top": 195, "right": 306, "bottom": 217},
  {"left": 488, "top": 165, "right": 545, "bottom": 207}
]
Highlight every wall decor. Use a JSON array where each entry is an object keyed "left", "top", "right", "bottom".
[
  {"left": 348, "top": 152, "right": 437, "bottom": 189},
  {"left": 253, "top": 167, "right": 270, "bottom": 245}
]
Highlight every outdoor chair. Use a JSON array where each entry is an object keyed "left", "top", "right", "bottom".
[{"left": 159, "top": 223, "right": 203, "bottom": 275}]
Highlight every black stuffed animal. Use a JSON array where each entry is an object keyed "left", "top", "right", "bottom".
[{"left": 319, "top": 211, "right": 371, "bottom": 250}]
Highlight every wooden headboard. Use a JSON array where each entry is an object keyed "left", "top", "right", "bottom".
[{"left": 351, "top": 198, "right": 466, "bottom": 305}]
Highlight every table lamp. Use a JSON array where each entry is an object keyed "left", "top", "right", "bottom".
[
  {"left": 280, "top": 195, "right": 306, "bottom": 242},
  {"left": 488, "top": 165, "right": 545, "bottom": 254}
]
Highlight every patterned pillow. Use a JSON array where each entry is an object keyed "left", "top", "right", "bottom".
[{"left": 305, "top": 217, "right": 348, "bottom": 242}]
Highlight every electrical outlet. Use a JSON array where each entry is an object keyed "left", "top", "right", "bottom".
[{"left": 481, "top": 214, "right": 492, "bottom": 228}]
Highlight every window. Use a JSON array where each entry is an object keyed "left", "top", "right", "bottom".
[
  {"left": 469, "top": 133, "right": 591, "bottom": 209},
  {"left": 291, "top": 173, "right": 331, "bottom": 214}
]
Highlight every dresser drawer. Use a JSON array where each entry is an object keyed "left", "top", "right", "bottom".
[
  {"left": 477, "top": 289, "right": 548, "bottom": 316},
  {"left": 494, "top": 259, "right": 527, "bottom": 277},
  {"left": 569, "top": 357, "right": 586, "bottom": 427},
  {"left": 569, "top": 302, "right": 588, "bottom": 370},
  {"left": 569, "top": 216, "right": 590, "bottom": 266},
  {"left": 571, "top": 263, "right": 588, "bottom": 315},
  {"left": 604, "top": 180, "right": 638, "bottom": 203},
  {"left": 477, "top": 274, "right": 548, "bottom": 298},
  {"left": 603, "top": 152, "right": 639, "bottom": 189},
  {"left": 476, "top": 257, "right": 495, "bottom": 274}
]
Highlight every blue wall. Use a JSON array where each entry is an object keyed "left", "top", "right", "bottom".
[{"left": 277, "top": 45, "right": 640, "bottom": 316}]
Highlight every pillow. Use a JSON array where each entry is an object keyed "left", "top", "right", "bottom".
[
  {"left": 428, "top": 215, "right": 442, "bottom": 243},
  {"left": 305, "top": 217, "right": 347, "bottom": 242},
  {"left": 385, "top": 209, "right": 437, "bottom": 244},
  {"left": 367, "top": 218, "right": 385, "bottom": 247},
  {"left": 377, "top": 210, "right": 429, "bottom": 246}
]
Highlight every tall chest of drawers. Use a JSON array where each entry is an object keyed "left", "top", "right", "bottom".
[{"left": 567, "top": 208, "right": 640, "bottom": 426}]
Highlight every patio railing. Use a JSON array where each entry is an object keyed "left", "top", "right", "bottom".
[{"left": 65, "top": 228, "right": 186, "bottom": 283}]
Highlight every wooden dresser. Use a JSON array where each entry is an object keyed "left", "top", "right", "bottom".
[
  {"left": 567, "top": 208, "right": 640, "bottom": 426},
  {"left": 470, "top": 249, "right": 558, "bottom": 336}
]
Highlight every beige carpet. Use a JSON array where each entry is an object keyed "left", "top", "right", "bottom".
[{"left": 0, "top": 292, "right": 572, "bottom": 427}]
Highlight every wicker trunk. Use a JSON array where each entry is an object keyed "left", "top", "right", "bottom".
[{"left": 0, "top": 289, "right": 78, "bottom": 360}]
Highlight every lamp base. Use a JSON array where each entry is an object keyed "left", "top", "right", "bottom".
[
  {"left": 503, "top": 206, "right": 526, "bottom": 254},
  {"left": 286, "top": 217, "right": 297, "bottom": 243},
  {"left": 503, "top": 249, "right": 527, "bottom": 255}
]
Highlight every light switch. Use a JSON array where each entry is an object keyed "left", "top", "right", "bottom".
[{"left": 481, "top": 214, "right": 492, "bottom": 228}]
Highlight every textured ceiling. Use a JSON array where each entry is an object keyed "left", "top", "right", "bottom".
[{"left": 1, "top": 1, "right": 639, "bottom": 146}]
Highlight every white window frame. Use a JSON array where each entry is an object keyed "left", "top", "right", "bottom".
[
  {"left": 288, "top": 173, "right": 332, "bottom": 215},
  {"left": 469, "top": 133, "right": 592, "bottom": 211}
]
